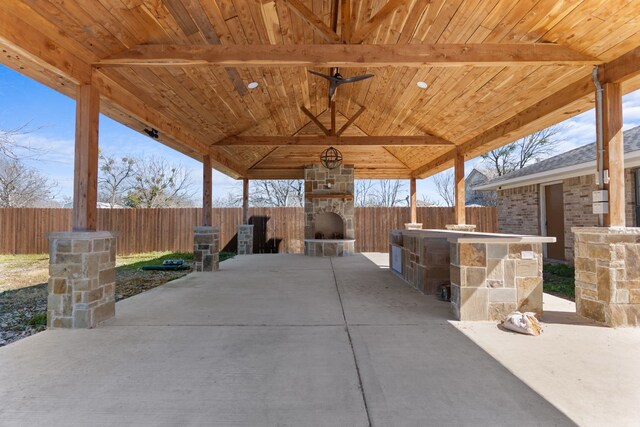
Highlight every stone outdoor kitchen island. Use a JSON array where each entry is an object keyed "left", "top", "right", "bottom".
[{"left": 390, "top": 229, "right": 555, "bottom": 321}]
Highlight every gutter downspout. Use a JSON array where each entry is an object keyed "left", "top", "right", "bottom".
[{"left": 592, "top": 66, "right": 605, "bottom": 226}]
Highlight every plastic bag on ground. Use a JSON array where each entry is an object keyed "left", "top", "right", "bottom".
[{"left": 502, "top": 311, "right": 543, "bottom": 336}]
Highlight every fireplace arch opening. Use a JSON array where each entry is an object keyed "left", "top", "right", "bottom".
[{"left": 313, "top": 212, "right": 344, "bottom": 240}]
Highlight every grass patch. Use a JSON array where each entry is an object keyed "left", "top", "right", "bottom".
[
  {"left": 543, "top": 263, "right": 575, "bottom": 300},
  {"left": 27, "top": 312, "right": 47, "bottom": 327}
]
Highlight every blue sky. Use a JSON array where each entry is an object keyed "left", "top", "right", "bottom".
[{"left": 1, "top": 64, "right": 639, "bottom": 205}]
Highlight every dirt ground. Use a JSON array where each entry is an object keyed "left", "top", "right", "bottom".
[{"left": 0, "top": 253, "right": 194, "bottom": 347}]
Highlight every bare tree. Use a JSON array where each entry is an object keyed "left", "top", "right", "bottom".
[
  {"left": 354, "top": 180, "right": 376, "bottom": 207},
  {"left": 0, "top": 123, "right": 46, "bottom": 159},
  {"left": 213, "top": 193, "right": 242, "bottom": 207},
  {"left": 419, "top": 194, "right": 441, "bottom": 206},
  {"left": 371, "top": 180, "right": 406, "bottom": 207},
  {"left": 250, "top": 180, "right": 304, "bottom": 207},
  {"left": 481, "top": 126, "right": 561, "bottom": 176},
  {"left": 433, "top": 170, "right": 455, "bottom": 207},
  {"left": 98, "top": 152, "right": 135, "bottom": 207},
  {"left": 124, "top": 157, "right": 195, "bottom": 207},
  {"left": 0, "top": 157, "right": 58, "bottom": 207}
]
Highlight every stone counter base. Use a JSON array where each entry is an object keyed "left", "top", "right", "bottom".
[
  {"left": 47, "top": 231, "right": 116, "bottom": 329},
  {"left": 450, "top": 241, "right": 543, "bottom": 321},
  {"left": 573, "top": 227, "right": 640, "bottom": 327},
  {"left": 304, "top": 239, "right": 355, "bottom": 257}
]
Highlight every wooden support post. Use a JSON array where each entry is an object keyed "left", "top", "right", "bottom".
[
  {"left": 410, "top": 177, "right": 417, "bottom": 224},
  {"left": 330, "top": 100, "right": 336, "bottom": 135},
  {"left": 72, "top": 84, "right": 100, "bottom": 231},
  {"left": 202, "top": 154, "right": 212, "bottom": 227},
  {"left": 243, "top": 178, "right": 249, "bottom": 224},
  {"left": 602, "top": 82, "right": 625, "bottom": 227},
  {"left": 454, "top": 149, "right": 465, "bottom": 225}
]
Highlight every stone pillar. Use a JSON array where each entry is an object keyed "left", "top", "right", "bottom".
[
  {"left": 47, "top": 231, "right": 116, "bottom": 329},
  {"left": 237, "top": 224, "right": 254, "bottom": 255},
  {"left": 193, "top": 226, "right": 219, "bottom": 272},
  {"left": 573, "top": 227, "right": 640, "bottom": 327}
]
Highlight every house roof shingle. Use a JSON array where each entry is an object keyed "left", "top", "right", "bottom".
[{"left": 480, "top": 126, "right": 640, "bottom": 188}]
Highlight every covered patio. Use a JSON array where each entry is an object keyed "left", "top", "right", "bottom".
[
  {"left": 2, "top": 253, "right": 638, "bottom": 426},
  {"left": 2, "top": 1, "right": 640, "bottom": 424}
]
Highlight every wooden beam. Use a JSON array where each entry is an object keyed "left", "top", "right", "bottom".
[
  {"left": 242, "top": 178, "right": 250, "bottom": 224},
  {"left": 600, "top": 46, "right": 640, "bottom": 85},
  {"left": 341, "top": 0, "right": 351, "bottom": 42},
  {"left": 350, "top": 0, "right": 406, "bottom": 44},
  {"left": 330, "top": 101, "right": 336, "bottom": 135},
  {"left": 73, "top": 84, "right": 100, "bottom": 231},
  {"left": 246, "top": 168, "right": 305, "bottom": 179},
  {"left": 98, "top": 44, "right": 600, "bottom": 67},
  {"left": 454, "top": 150, "right": 465, "bottom": 225},
  {"left": 301, "top": 106, "right": 331, "bottom": 136},
  {"left": 281, "top": 0, "right": 341, "bottom": 43},
  {"left": 601, "top": 82, "right": 624, "bottom": 226},
  {"left": 410, "top": 177, "right": 417, "bottom": 224},
  {"left": 0, "top": 6, "right": 92, "bottom": 85},
  {"left": 216, "top": 135, "right": 454, "bottom": 146},
  {"left": 202, "top": 155, "right": 213, "bottom": 227},
  {"left": 337, "top": 106, "right": 365, "bottom": 136}
]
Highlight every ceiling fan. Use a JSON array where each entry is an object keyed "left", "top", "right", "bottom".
[{"left": 309, "top": 68, "right": 374, "bottom": 101}]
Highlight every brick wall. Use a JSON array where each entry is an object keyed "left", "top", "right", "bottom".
[
  {"left": 497, "top": 169, "right": 637, "bottom": 263},
  {"left": 563, "top": 175, "right": 599, "bottom": 260},
  {"left": 497, "top": 185, "right": 540, "bottom": 235}
]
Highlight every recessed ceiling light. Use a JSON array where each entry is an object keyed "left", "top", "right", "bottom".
[
  {"left": 247, "top": 81, "right": 259, "bottom": 89},
  {"left": 416, "top": 81, "right": 428, "bottom": 89}
]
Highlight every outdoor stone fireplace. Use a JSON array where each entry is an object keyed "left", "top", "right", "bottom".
[{"left": 304, "top": 164, "right": 355, "bottom": 256}]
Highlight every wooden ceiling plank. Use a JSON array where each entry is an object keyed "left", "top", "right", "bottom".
[
  {"left": 281, "top": 0, "right": 341, "bottom": 43},
  {"left": 341, "top": 0, "right": 351, "bottom": 42},
  {"left": 396, "top": 0, "right": 432, "bottom": 44},
  {"left": 337, "top": 105, "right": 366, "bottom": 136},
  {"left": 97, "top": 43, "right": 601, "bottom": 67},
  {"left": 92, "top": 69, "right": 246, "bottom": 178},
  {"left": 350, "top": 0, "right": 407, "bottom": 44},
  {"left": 216, "top": 135, "right": 453, "bottom": 146}
]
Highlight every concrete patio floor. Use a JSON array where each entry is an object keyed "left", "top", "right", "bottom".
[{"left": 0, "top": 254, "right": 638, "bottom": 426}]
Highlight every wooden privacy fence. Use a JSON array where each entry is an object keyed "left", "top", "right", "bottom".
[{"left": 0, "top": 207, "right": 496, "bottom": 255}]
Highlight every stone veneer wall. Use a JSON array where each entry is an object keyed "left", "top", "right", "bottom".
[
  {"left": 389, "top": 231, "right": 450, "bottom": 294},
  {"left": 193, "top": 226, "right": 219, "bottom": 271},
  {"left": 573, "top": 227, "right": 640, "bottom": 327},
  {"left": 497, "top": 185, "right": 540, "bottom": 236},
  {"left": 237, "top": 224, "right": 253, "bottom": 255},
  {"left": 47, "top": 231, "right": 116, "bottom": 328},
  {"left": 304, "top": 164, "right": 355, "bottom": 240},
  {"left": 450, "top": 242, "right": 543, "bottom": 321}
]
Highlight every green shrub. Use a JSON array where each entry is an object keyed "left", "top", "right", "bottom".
[{"left": 27, "top": 312, "right": 47, "bottom": 327}]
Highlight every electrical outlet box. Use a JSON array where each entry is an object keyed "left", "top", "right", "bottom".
[
  {"left": 592, "top": 190, "right": 608, "bottom": 202},
  {"left": 593, "top": 202, "right": 609, "bottom": 214},
  {"left": 521, "top": 251, "right": 535, "bottom": 260}
]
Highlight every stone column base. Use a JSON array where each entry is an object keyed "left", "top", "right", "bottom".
[
  {"left": 573, "top": 227, "right": 640, "bottom": 327},
  {"left": 446, "top": 224, "right": 477, "bottom": 232},
  {"left": 194, "top": 226, "right": 220, "bottom": 272},
  {"left": 237, "top": 224, "right": 254, "bottom": 255},
  {"left": 47, "top": 231, "right": 116, "bottom": 329},
  {"left": 404, "top": 223, "right": 423, "bottom": 230}
]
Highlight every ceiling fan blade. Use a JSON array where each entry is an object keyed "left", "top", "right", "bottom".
[
  {"left": 308, "top": 70, "right": 332, "bottom": 80},
  {"left": 341, "top": 74, "right": 375, "bottom": 84}
]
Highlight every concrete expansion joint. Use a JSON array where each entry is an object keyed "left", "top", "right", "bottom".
[{"left": 329, "top": 258, "right": 373, "bottom": 427}]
